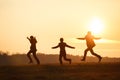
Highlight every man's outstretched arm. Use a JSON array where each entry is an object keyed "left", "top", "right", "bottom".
[
  {"left": 52, "top": 44, "right": 59, "bottom": 49},
  {"left": 66, "top": 44, "right": 75, "bottom": 49},
  {"left": 76, "top": 38, "right": 85, "bottom": 40},
  {"left": 94, "top": 37, "right": 101, "bottom": 40}
]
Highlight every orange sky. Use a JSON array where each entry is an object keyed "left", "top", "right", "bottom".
[{"left": 0, "top": 0, "right": 120, "bottom": 57}]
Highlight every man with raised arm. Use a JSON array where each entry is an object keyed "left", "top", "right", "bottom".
[{"left": 27, "top": 36, "right": 40, "bottom": 64}]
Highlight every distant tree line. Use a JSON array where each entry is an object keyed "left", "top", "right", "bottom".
[{"left": 0, "top": 51, "right": 120, "bottom": 65}]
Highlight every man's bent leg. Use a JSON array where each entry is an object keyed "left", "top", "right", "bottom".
[
  {"left": 33, "top": 51, "right": 40, "bottom": 64},
  {"left": 63, "top": 54, "right": 71, "bottom": 64},
  {"left": 81, "top": 48, "right": 89, "bottom": 61},
  {"left": 27, "top": 51, "right": 33, "bottom": 63},
  {"left": 90, "top": 49, "right": 102, "bottom": 62}
]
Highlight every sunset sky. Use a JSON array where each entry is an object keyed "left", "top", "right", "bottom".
[{"left": 0, "top": 0, "right": 120, "bottom": 57}]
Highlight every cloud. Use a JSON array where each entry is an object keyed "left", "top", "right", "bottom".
[
  {"left": 96, "top": 39, "right": 120, "bottom": 44},
  {"left": 68, "top": 38, "right": 120, "bottom": 44}
]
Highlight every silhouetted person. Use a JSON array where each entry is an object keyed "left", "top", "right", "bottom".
[
  {"left": 77, "top": 31, "right": 102, "bottom": 62},
  {"left": 52, "top": 38, "right": 75, "bottom": 64},
  {"left": 27, "top": 36, "right": 40, "bottom": 64}
]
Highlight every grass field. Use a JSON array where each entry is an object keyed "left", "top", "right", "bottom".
[{"left": 0, "top": 63, "right": 120, "bottom": 80}]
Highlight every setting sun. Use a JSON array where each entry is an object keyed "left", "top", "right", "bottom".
[
  {"left": 89, "top": 17, "right": 104, "bottom": 35},
  {"left": 0, "top": 0, "right": 120, "bottom": 57}
]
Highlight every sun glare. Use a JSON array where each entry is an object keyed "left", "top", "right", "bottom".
[{"left": 89, "top": 17, "right": 104, "bottom": 35}]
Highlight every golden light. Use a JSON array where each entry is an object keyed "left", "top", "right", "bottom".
[{"left": 89, "top": 17, "right": 104, "bottom": 35}]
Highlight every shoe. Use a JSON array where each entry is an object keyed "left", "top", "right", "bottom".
[
  {"left": 37, "top": 62, "right": 40, "bottom": 65},
  {"left": 81, "top": 58, "right": 85, "bottom": 61},
  {"left": 98, "top": 57, "right": 102, "bottom": 63},
  {"left": 28, "top": 61, "right": 33, "bottom": 64},
  {"left": 69, "top": 60, "right": 72, "bottom": 64}
]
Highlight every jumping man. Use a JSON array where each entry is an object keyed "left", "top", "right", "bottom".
[{"left": 77, "top": 31, "right": 102, "bottom": 62}]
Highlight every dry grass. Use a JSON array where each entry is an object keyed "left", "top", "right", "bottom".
[{"left": 0, "top": 63, "right": 120, "bottom": 80}]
